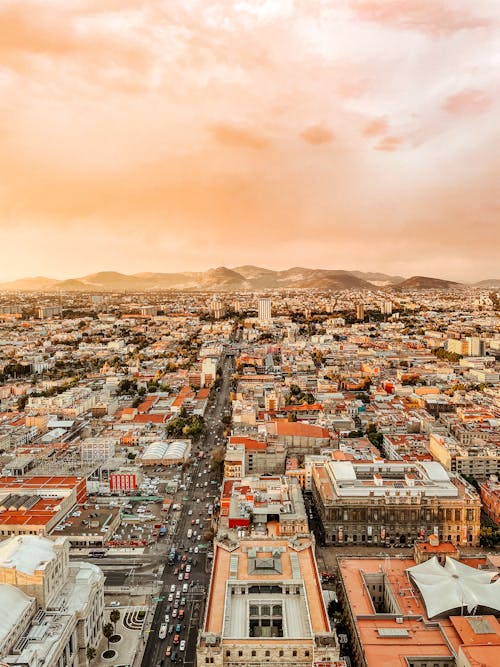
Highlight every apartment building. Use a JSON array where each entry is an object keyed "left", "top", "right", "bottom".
[
  {"left": 429, "top": 433, "right": 500, "bottom": 479},
  {"left": 219, "top": 476, "right": 308, "bottom": 538}
]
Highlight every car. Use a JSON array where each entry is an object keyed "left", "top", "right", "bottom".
[
  {"left": 165, "top": 614, "right": 170, "bottom": 624},
  {"left": 173, "top": 567, "right": 179, "bottom": 575},
  {"left": 109, "top": 601, "right": 120, "bottom": 607},
  {"left": 194, "top": 546, "right": 199, "bottom": 554},
  {"left": 168, "top": 593, "right": 174, "bottom": 602},
  {"left": 178, "top": 573, "right": 183, "bottom": 581},
  {"left": 171, "top": 651, "right": 178, "bottom": 662},
  {"left": 181, "top": 554, "right": 187, "bottom": 562},
  {"left": 188, "top": 509, "right": 192, "bottom": 515},
  {"left": 170, "top": 584, "right": 176, "bottom": 593},
  {"left": 173, "top": 634, "right": 180, "bottom": 644},
  {"left": 179, "top": 640, "right": 186, "bottom": 652},
  {"left": 175, "top": 623, "right": 182, "bottom": 633},
  {"left": 185, "top": 564, "right": 191, "bottom": 573},
  {"left": 191, "top": 519, "right": 195, "bottom": 525},
  {"left": 184, "top": 572, "right": 190, "bottom": 580},
  {"left": 172, "top": 608, "right": 177, "bottom": 618},
  {"left": 165, "top": 647, "right": 171, "bottom": 657}
]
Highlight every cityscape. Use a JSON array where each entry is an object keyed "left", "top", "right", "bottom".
[
  {"left": 0, "top": 283, "right": 498, "bottom": 667},
  {"left": 1, "top": 2, "right": 500, "bottom": 667}
]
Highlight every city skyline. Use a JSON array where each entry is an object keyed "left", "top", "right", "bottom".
[{"left": 1, "top": 1, "right": 499, "bottom": 281}]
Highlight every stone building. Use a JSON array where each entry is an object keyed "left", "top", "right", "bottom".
[
  {"left": 197, "top": 537, "right": 338, "bottom": 667},
  {"left": 0, "top": 534, "right": 104, "bottom": 667},
  {"left": 311, "top": 459, "right": 481, "bottom": 547}
]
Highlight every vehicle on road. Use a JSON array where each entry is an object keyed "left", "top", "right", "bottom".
[
  {"left": 109, "top": 601, "right": 120, "bottom": 607},
  {"left": 165, "top": 646, "right": 171, "bottom": 657},
  {"left": 159, "top": 623, "right": 167, "bottom": 639},
  {"left": 170, "top": 584, "right": 176, "bottom": 593},
  {"left": 184, "top": 572, "right": 190, "bottom": 580},
  {"left": 172, "top": 609, "right": 177, "bottom": 618},
  {"left": 164, "top": 614, "right": 170, "bottom": 624},
  {"left": 179, "top": 640, "right": 186, "bottom": 651},
  {"left": 187, "top": 528, "right": 193, "bottom": 539},
  {"left": 173, "top": 634, "right": 180, "bottom": 645},
  {"left": 168, "top": 593, "right": 174, "bottom": 602},
  {"left": 171, "top": 651, "right": 178, "bottom": 662},
  {"left": 178, "top": 573, "right": 183, "bottom": 581}
]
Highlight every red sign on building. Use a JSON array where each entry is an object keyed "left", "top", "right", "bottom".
[{"left": 110, "top": 473, "right": 137, "bottom": 493}]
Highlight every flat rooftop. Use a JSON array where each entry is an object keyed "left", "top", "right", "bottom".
[{"left": 205, "top": 538, "right": 330, "bottom": 641}]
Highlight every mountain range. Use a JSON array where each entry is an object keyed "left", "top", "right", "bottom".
[{"left": 0, "top": 267, "right": 495, "bottom": 292}]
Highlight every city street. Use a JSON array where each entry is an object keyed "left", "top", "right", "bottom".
[{"left": 140, "top": 353, "right": 233, "bottom": 667}]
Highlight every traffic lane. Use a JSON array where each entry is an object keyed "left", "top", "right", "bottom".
[
  {"left": 143, "top": 488, "right": 209, "bottom": 665},
  {"left": 142, "top": 373, "right": 229, "bottom": 666}
]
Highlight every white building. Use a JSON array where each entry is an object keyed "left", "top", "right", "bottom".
[
  {"left": 0, "top": 535, "right": 104, "bottom": 667},
  {"left": 258, "top": 298, "right": 272, "bottom": 321}
]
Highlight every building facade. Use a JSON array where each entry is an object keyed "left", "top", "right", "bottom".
[{"left": 311, "top": 459, "right": 481, "bottom": 547}]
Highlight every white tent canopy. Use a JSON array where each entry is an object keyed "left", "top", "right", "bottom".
[{"left": 407, "top": 556, "right": 500, "bottom": 618}]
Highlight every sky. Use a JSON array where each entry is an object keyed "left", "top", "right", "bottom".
[{"left": 0, "top": 0, "right": 499, "bottom": 282}]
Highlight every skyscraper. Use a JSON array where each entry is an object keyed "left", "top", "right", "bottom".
[{"left": 258, "top": 298, "right": 272, "bottom": 321}]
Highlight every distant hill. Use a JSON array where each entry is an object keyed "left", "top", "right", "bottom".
[
  {"left": 473, "top": 279, "right": 500, "bottom": 288},
  {"left": 350, "top": 270, "right": 404, "bottom": 285},
  {"left": 394, "top": 276, "right": 461, "bottom": 290},
  {"left": 0, "top": 276, "right": 59, "bottom": 291},
  {"left": 0, "top": 267, "right": 476, "bottom": 292}
]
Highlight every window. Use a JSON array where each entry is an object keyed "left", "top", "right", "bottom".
[
  {"left": 279, "top": 651, "right": 283, "bottom": 657},
  {"left": 293, "top": 651, "right": 297, "bottom": 657},
  {"left": 226, "top": 651, "right": 231, "bottom": 657},
  {"left": 238, "top": 651, "right": 243, "bottom": 657},
  {"left": 265, "top": 651, "right": 270, "bottom": 657},
  {"left": 305, "top": 651, "right": 310, "bottom": 657}
]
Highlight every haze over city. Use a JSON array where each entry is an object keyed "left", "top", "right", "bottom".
[{"left": 1, "top": 0, "right": 499, "bottom": 281}]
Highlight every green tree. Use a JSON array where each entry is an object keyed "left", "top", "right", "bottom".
[
  {"left": 17, "top": 395, "right": 29, "bottom": 411},
  {"left": 210, "top": 446, "right": 225, "bottom": 472},
  {"left": 103, "top": 623, "right": 114, "bottom": 649},
  {"left": 86, "top": 647, "right": 96, "bottom": 663},
  {"left": 110, "top": 609, "right": 120, "bottom": 632}
]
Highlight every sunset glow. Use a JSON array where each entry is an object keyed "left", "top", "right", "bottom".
[{"left": 0, "top": 0, "right": 499, "bottom": 281}]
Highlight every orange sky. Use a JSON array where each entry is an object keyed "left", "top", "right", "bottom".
[{"left": 0, "top": 0, "right": 499, "bottom": 282}]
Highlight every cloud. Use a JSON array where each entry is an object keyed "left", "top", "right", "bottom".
[
  {"left": 208, "top": 123, "right": 270, "bottom": 150},
  {"left": 363, "top": 118, "right": 388, "bottom": 137},
  {"left": 0, "top": 0, "right": 498, "bottom": 282},
  {"left": 300, "top": 125, "right": 334, "bottom": 145},
  {"left": 374, "top": 136, "right": 403, "bottom": 151},
  {"left": 352, "top": 0, "right": 494, "bottom": 36},
  {"left": 444, "top": 89, "right": 493, "bottom": 115}
]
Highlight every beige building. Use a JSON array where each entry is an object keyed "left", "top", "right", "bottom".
[
  {"left": 197, "top": 537, "right": 338, "bottom": 667},
  {"left": 311, "top": 459, "right": 481, "bottom": 547},
  {"left": 0, "top": 535, "right": 104, "bottom": 667}
]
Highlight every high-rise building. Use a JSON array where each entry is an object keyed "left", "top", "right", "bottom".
[
  {"left": 210, "top": 298, "right": 225, "bottom": 320},
  {"left": 356, "top": 303, "right": 365, "bottom": 321},
  {"left": 381, "top": 300, "right": 393, "bottom": 315},
  {"left": 258, "top": 298, "right": 272, "bottom": 321},
  {"left": 467, "top": 336, "right": 486, "bottom": 356}
]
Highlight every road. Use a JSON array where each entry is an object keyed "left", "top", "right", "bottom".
[{"left": 140, "top": 350, "right": 233, "bottom": 667}]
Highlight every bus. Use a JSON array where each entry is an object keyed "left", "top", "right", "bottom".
[{"left": 89, "top": 550, "right": 107, "bottom": 558}]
